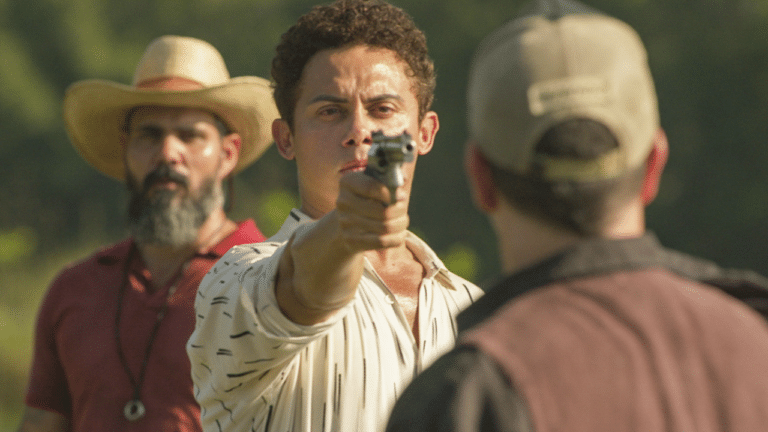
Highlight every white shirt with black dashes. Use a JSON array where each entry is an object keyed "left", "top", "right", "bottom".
[{"left": 187, "top": 209, "right": 483, "bottom": 432}]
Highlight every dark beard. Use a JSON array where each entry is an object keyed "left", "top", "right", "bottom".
[{"left": 127, "top": 164, "right": 222, "bottom": 247}]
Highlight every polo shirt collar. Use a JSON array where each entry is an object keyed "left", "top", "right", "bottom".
[{"left": 208, "top": 219, "right": 260, "bottom": 257}]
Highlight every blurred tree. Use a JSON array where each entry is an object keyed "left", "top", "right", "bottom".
[
  {"left": 1, "top": 0, "right": 767, "bottom": 278},
  {"left": 2, "top": 0, "right": 768, "bottom": 424}
]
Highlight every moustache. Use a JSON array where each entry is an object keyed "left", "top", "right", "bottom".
[{"left": 140, "top": 164, "right": 189, "bottom": 194}]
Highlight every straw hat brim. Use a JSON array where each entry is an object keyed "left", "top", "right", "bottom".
[{"left": 63, "top": 76, "right": 279, "bottom": 181}]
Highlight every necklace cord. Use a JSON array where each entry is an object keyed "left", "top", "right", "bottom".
[
  {"left": 114, "top": 219, "right": 230, "bottom": 417},
  {"left": 115, "top": 244, "right": 178, "bottom": 405}
]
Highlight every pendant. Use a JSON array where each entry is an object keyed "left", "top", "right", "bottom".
[{"left": 124, "top": 399, "right": 146, "bottom": 421}]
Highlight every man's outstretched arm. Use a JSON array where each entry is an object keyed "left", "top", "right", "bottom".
[{"left": 275, "top": 172, "right": 409, "bottom": 325}]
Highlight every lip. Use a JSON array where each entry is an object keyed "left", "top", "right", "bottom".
[
  {"left": 146, "top": 178, "right": 185, "bottom": 194},
  {"left": 340, "top": 159, "right": 368, "bottom": 174},
  {"left": 153, "top": 180, "right": 180, "bottom": 188}
]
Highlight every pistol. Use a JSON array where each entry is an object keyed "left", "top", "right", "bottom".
[{"left": 364, "top": 131, "right": 415, "bottom": 205}]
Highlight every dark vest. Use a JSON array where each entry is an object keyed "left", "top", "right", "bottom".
[{"left": 462, "top": 267, "right": 768, "bottom": 432}]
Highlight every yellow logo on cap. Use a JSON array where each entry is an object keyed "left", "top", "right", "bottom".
[{"left": 528, "top": 76, "right": 610, "bottom": 116}]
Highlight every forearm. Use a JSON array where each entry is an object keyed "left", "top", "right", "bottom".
[{"left": 275, "top": 211, "right": 365, "bottom": 325}]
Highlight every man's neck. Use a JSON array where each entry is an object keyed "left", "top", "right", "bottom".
[
  {"left": 494, "top": 215, "right": 582, "bottom": 276},
  {"left": 137, "top": 209, "right": 236, "bottom": 289},
  {"left": 491, "top": 201, "right": 645, "bottom": 276}
]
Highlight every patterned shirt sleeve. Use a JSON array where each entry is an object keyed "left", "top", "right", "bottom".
[{"left": 187, "top": 242, "right": 353, "bottom": 431}]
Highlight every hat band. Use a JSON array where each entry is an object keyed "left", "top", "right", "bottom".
[{"left": 135, "top": 76, "right": 205, "bottom": 91}]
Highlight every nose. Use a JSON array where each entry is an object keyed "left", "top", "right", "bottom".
[
  {"left": 342, "top": 106, "right": 374, "bottom": 147},
  {"left": 156, "top": 134, "right": 183, "bottom": 166}
]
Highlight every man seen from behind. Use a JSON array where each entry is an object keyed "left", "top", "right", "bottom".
[{"left": 387, "top": 1, "right": 768, "bottom": 431}]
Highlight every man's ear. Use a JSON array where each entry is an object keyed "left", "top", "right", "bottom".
[
  {"left": 464, "top": 142, "right": 499, "bottom": 213},
  {"left": 273, "top": 119, "right": 295, "bottom": 160},
  {"left": 641, "top": 128, "right": 669, "bottom": 206},
  {"left": 416, "top": 111, "right": 439, "bottom": 156},
  {"left": 217, "top": 132, "right": 241, "bottom": 180}
]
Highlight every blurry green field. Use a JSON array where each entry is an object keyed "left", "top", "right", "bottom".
[{"left": 0, "top": 240, "right": 107, "bottom": 429}]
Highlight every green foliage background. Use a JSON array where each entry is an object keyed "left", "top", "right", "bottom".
[{"left": 2, "top": 0, "right": 768, "bottom": 427}]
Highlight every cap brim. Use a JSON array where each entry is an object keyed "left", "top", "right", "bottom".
[{"left": 63, "top": 76, "right": 279, "bottom": 180}]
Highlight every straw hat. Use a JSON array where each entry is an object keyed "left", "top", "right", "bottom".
[{"left": 63, "top": 35, "right": 279, "bottom": 181}]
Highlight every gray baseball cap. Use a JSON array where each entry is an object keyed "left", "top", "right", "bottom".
[{"left": 467, "top": 1, "right": 659, "bottom": 181}]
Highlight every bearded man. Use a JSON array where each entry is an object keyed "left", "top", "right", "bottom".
[{"left": 17, "top": 35, "right": 278, "bottom": 432}]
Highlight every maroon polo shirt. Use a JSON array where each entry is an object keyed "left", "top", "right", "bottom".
[{"left": 25, "top": 220, "right": 264, "bottom": 432}]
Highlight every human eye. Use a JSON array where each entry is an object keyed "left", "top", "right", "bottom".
[
  {"left": 317, "top": 105, "right": 344, "bottom": 119},
  {"left": 370, "top": 102, "right": 397, "bottom": 118},
  {"left": 132, "top": 127, "right": 161, "bottom": 146},
  {"left": 177, "top": 127, "right": 209, "bottom": 144}
]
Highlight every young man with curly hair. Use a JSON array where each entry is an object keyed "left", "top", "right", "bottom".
[{"left": 186, "top": 1, "right": 483, "bottom": 431}]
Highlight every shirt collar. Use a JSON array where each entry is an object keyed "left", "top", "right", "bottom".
[
  {"left": 208, "top": 219, "right": 263, "bottom": 257},
  {"left": 94, "top": 240, "right": 133, "bottom": 266},
  {"left": 458, "top": 233, "right": 667, "bottom": 331},
  {"left": 458, "top": 232, "right": 768, "bottom": 332},
  {"left": 404, "top": 232, "right": 452, "bottom": 283},
  {"left": 269, "top": 209, "right": 312, "bottom": 243}
]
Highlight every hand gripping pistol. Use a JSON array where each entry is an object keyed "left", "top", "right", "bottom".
[{"left": 364, "top": 131, "right": 415, "bottom": 205}]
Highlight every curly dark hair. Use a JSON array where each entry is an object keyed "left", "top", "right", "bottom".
[{"left": 271, "top": 0, "right": 436, "bottom": 128}]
